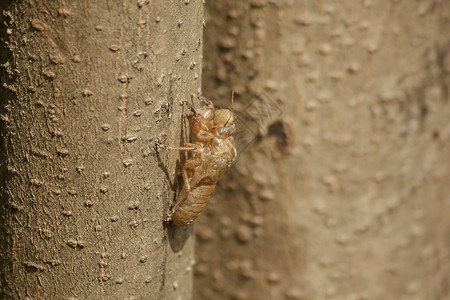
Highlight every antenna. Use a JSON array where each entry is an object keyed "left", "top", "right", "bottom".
[{"left": 231, "top": 90, "right": 235, "bottom": 111}]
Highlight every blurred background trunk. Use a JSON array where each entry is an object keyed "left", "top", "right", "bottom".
[
  {"left": 196, "top": 1, "right": 450, "bottom": 299},
  {"left": 0, "top": 1, "right": 202, "bottom": 299}
]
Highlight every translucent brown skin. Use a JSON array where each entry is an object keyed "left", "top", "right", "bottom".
[
  {"left": 168, "top": 99, "right": 237, "bottom": 226},
  {"left": 171, "top": 184, "right": 216, "bottom": 226}
]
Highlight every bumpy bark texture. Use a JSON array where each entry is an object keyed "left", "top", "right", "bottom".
[
  {"left": 196, "top": 1, "right": 450, "bottom": 299},
  {"left": 0, "top": 1, "right": 202, "bottom": 299}
]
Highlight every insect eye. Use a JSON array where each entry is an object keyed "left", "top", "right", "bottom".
[
  {"left": 204, "top": 110, "right": 214, "bottom": 120},
  {"left": 224, "top": 114, "right": 236, "bottom": 126},
  {"left": 197, "top": 108, "right": 214, "bottom": 124},
  {"left": 214, "top": 109, "right": 235, "bottom": 126}
]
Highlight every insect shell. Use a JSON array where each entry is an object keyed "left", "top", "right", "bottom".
[{"left": 166, "top": 97, "right": 237, "bottom": 226}]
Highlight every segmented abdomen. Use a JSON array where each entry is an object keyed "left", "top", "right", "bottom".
[{"left": 171, "top": 184, "right": 216, "bottom": 226}]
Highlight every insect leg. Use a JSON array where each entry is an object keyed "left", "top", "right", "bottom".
[
  {"left": 199, "top": 96, "right": 214, "bottom": 108},
  {"left": 182, "top": 167, "right": 191, "bottom": 191},
  {"left": 166, "top": 168, "right": 191, "bottom": 220},
  {"left": 180, "top": 100, "right": 199, "bottom": 121},
  {"left": 166, "top": 192, "right": 188, "bottom": 221},
  {"left": 188, "top": 105, "right": 198, "bottom": 117},
  {"left": 168, "top": 143, "right": 200, "bottom": 151}
]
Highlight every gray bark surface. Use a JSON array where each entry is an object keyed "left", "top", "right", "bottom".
[
  {"left": 0, "top": 1, "right": 203, "bottom": 299},
  {"left": 196, "top": 1, "right": 450, "bottom": 299}
]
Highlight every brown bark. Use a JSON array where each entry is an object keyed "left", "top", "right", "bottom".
[
  {"left": 0, "top": 1, "right": 203, "bottom": 299},
  {"left": 196, "top": 1, "right": 450, "bottom": 299}
]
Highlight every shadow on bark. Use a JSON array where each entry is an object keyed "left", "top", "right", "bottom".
[{"left": 167, "top": 223, "right": 193, "bottom": 253}]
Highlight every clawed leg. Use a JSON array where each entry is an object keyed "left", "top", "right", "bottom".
[
  {"left": 199, "top": 96, "right": 214, "bottom": 108},
  {"left": 188, "top": 105, "right": 198, "bottom": 117},
  {"left": 165, "top": 143, "right": 197, "bottom": 220},
  {"left": 182, "top": 97, "right": 213, "bottom": 109},
  {"left": 181, "top": 167, "right": 191, "bottom": 191},
  {"left": 168, "top": 143, "right": 200, "bottom": 152},
  {"left": 180, "top": 100, "right": 199, "bottom": 118},
  {"left": 182, "top": 97, "right": 214, "bottom": 119},
  {"left": 166, "top": 168, "right": 191, "bottom": 221}
]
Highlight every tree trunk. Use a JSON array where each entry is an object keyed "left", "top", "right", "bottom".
[
  {"left": 196, "top": 1, "right": 450, "bottom": 299},
  {"left": 0, "top": 1, "right": 203, "bottom": 299}
]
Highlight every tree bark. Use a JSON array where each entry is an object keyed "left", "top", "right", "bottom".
[
  {"left": 196, "top": 1, "right": 450, "bottom": 299},
  {"left": 0, "top": 1, "right": 202, "bottom": 299}
]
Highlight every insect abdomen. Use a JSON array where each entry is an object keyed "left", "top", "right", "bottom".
[{"left": 171, "top": 184, "right": 216, "bottom": 226}]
